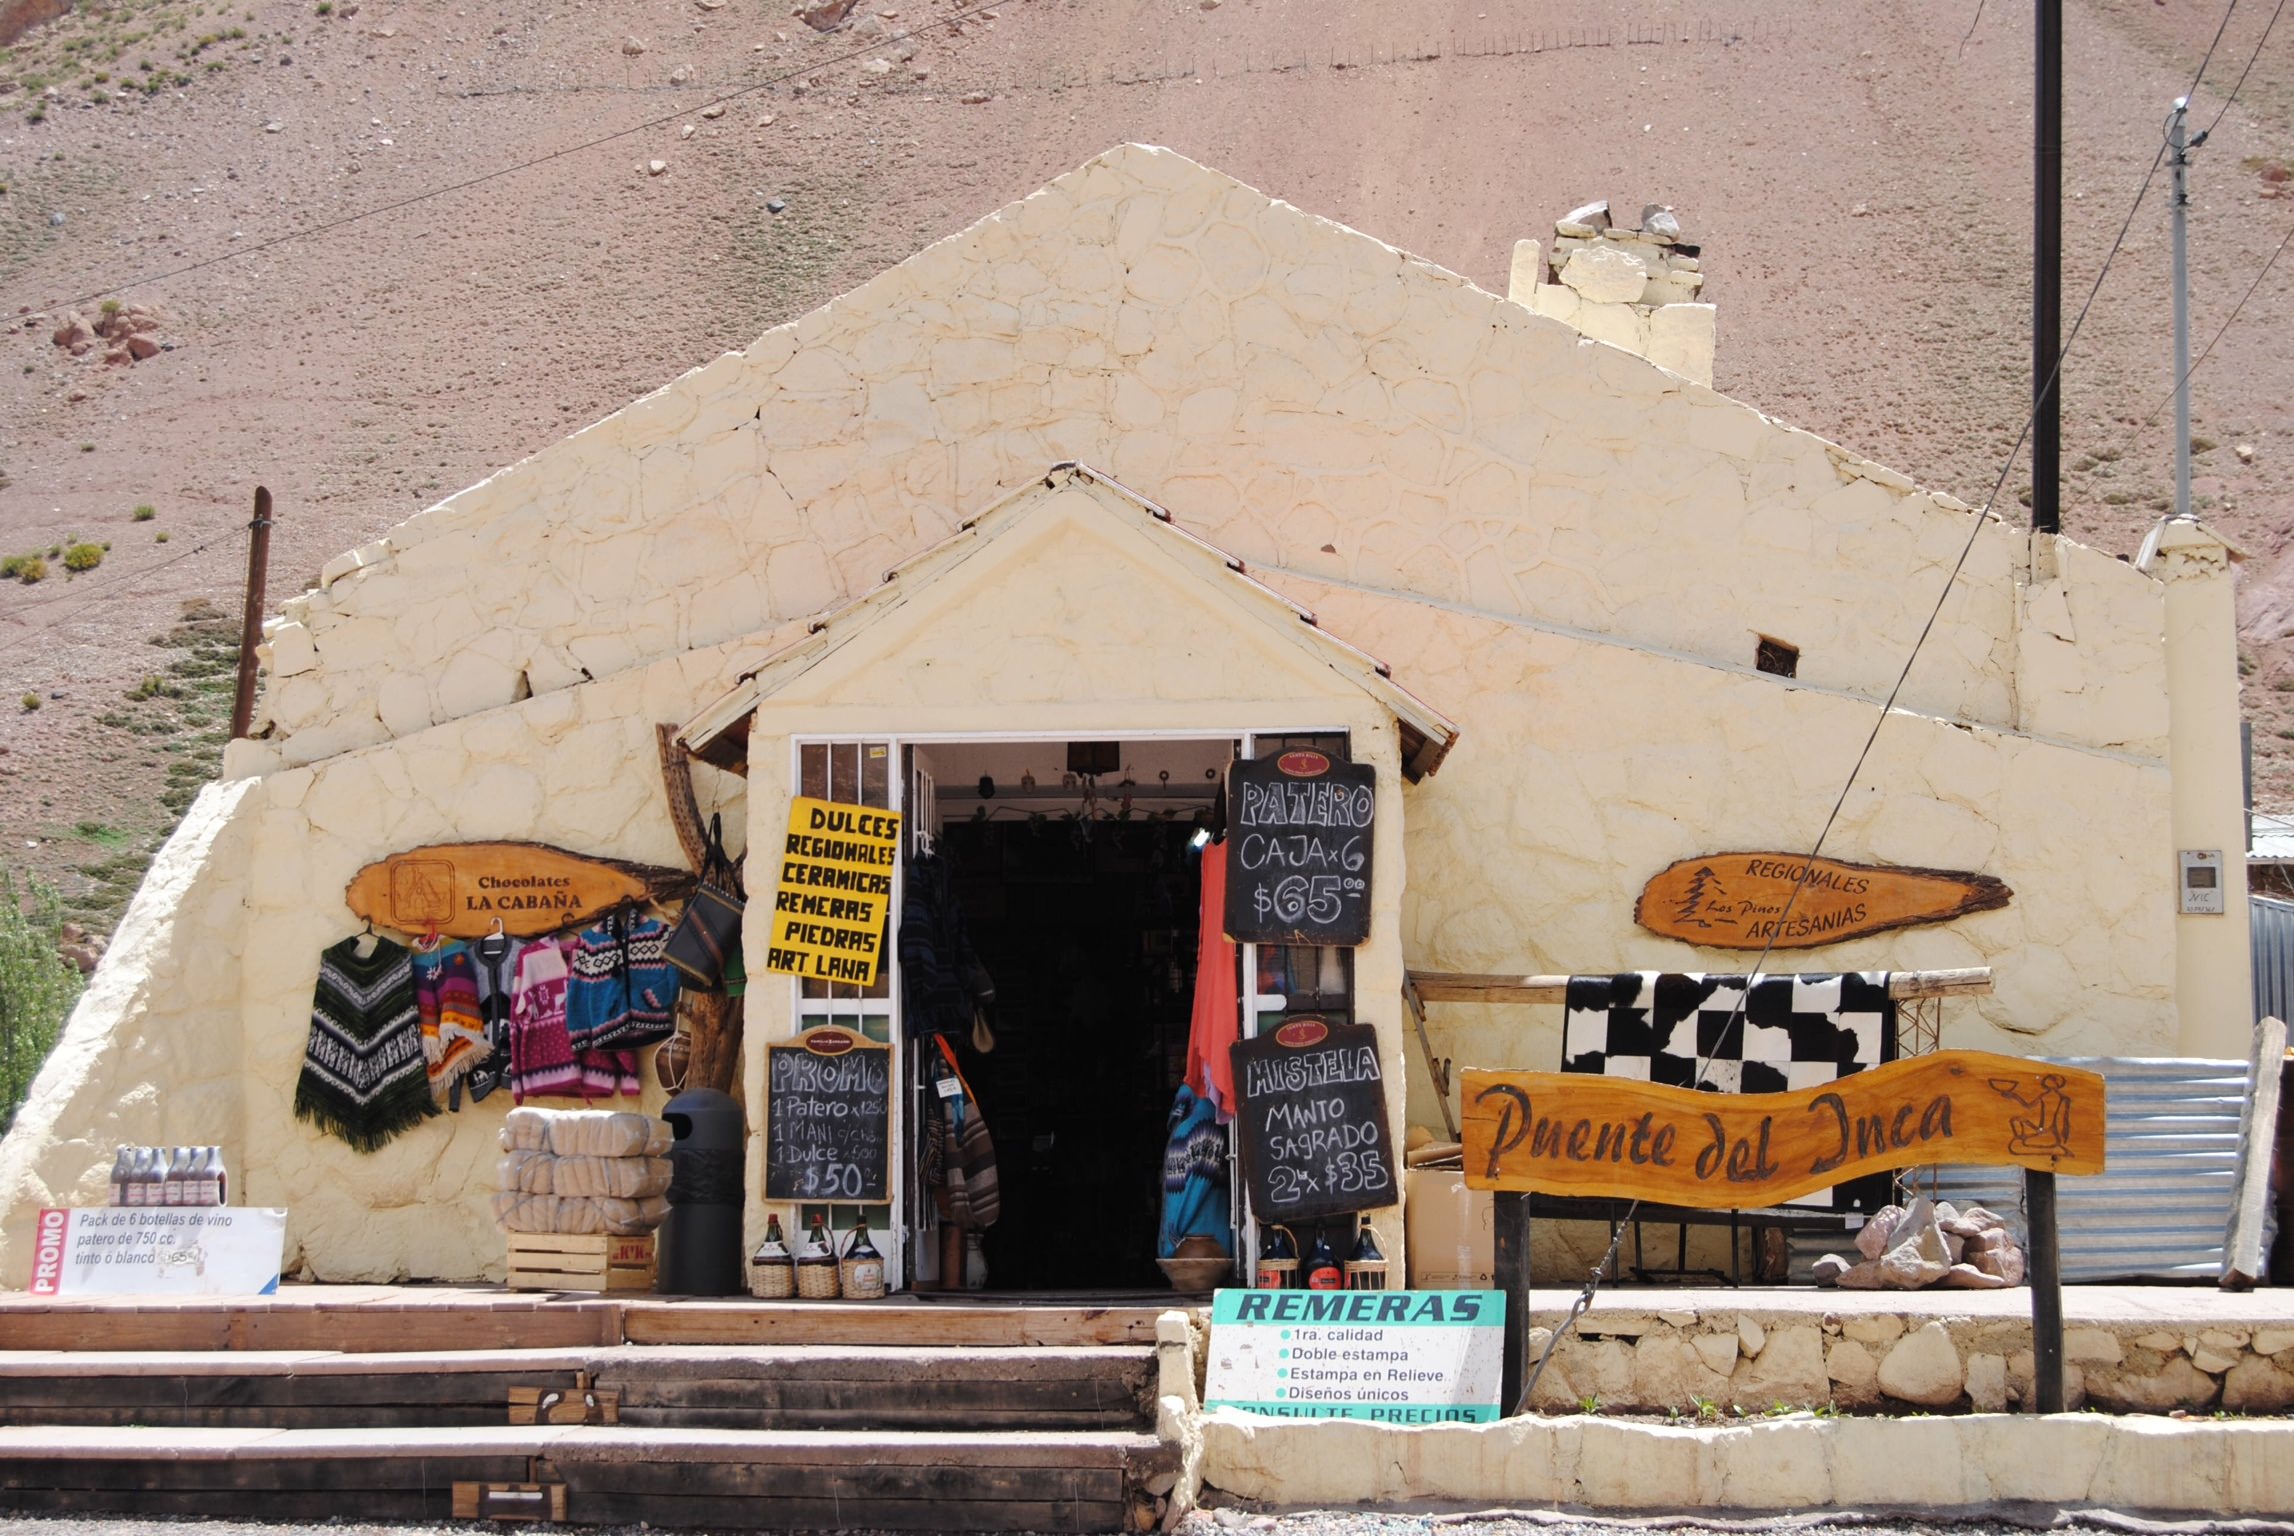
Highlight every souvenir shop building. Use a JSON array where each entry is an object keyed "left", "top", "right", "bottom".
[{"left": 0, "top": 145, "right": 2247, "bottom": 1290}]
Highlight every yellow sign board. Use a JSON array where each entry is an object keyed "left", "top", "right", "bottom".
[{"left": 763, "top": 796, "right": 903, "bottom": 986}]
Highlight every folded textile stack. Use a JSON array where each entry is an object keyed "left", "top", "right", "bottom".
[{"left": 491, "top": 1106, "right": 673, "bottom": 1235}]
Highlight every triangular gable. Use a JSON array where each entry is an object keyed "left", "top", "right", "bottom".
[{"left": 680, "top": 464, "right": 1458, "bottom": 779}]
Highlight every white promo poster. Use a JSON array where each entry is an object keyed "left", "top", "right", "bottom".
[
  {"left": 28, "top": 1207, "right": 287, "bottom": 1297},
  {"left": 1204, "top": 1288, "right": 1505, "bottom": 1423}
]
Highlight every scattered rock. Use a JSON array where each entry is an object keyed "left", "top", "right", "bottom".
[
  {"left": 645, "top": 159, "right": 669, "bottom": 176},
  {"left": 622, "top": 35, "right": 648, "bottom": 55},
  {"left": 1940, "top": 1262, "right": 2009, "bottom": 1288},
  {"left": 699, "top": 102, "right": 725, "bottom": 119},
  {"left": 48, "top": 211, "right": 65, "bottom": 228},
  {"left": 1831, "top": 1258, "right": 1888, "bottom": 1289},
  {"left": 1689, "top": 1331, "right": 1737, "bottom": 1375},
  {"left": 680, "top": 123, "right": 696, "bottom": 139},
  {"left": 670, "top": 63, "right": 692, "bottom": 83},
  {"left": 1877, "top": 1321, "right": 1964, "bottom": 1407},
  {"left": 263, "top": 120, "right": 284, "bottom": 133},
  {"left": 1557, "top": 198, "right": 1610, "bottom": 237},
  {"left": 1811, "top": 1253, "right": 1849, "bottom": 1283},
  {"left": 1556, "top": 242, "right": 1648, "bottom": 303},
  {"left": 754, "top": 113, "right": 777, "bottom": 127},
  {"left": 1640, "top": 204, "right": 1682, "bottom": 242},
  {"left": 1199, "top": 0, "right": 1221, "bottom": 8},
  {"left": 766, "top": 197, "right": 786, "bottom": 213},
  {"left": 960, "top": 90, "right": 991, "bottom": 104},
  {"left": 797, "top": 0, "right": 861, "bottom": 30},
  {"left": 2224, "top": 1353, "right": 2294, "bottom": 1412},
  {"left": 2235, "top": 443, "right": 2256, "bottom": 464},
  {"left": 696, "top": 0, "right": 727, "bottom": 8},
  {"left": 1849, "top": 202, "right": 1873, "bottom": 217},
  {"left": 1855, "top": 1206, "right": 1904, "bottom": 1260},
  {"left": 2064, "top": 1328, "right": 2124, "bottom": 1365},
  {"left": 862, "top": 57, "right": 892, "bottom": 74},
  {"left": 125, "top": 334, "right": 161, "bottom": 361}
]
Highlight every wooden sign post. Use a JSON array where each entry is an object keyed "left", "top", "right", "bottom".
[
  {"left": 1636, "top": 853, "right": 2011, "bottom": 950},
  {"left": 345, "top": 843, "right": 691, "bottom": 939},
  {"left": 1461, "top": 1051, "right": 2104, "bottom": 1415}
]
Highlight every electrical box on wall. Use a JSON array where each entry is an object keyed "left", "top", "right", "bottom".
[{"left": 2179, "top": 849, "right": 2225, "bottom": 915}]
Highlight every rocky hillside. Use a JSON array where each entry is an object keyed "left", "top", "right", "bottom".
[{"left": 1, "top": 0, "right": 2291, "bottom": 924}]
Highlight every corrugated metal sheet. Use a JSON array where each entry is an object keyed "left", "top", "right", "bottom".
[
  {"left": 2254, "top": 895, "right": 2294, "bottom": 1025},
  {"left": 1918, "top": 1057, "right": 2250, "bottom": 1283}
]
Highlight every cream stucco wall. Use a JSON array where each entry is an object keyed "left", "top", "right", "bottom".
[
  {"left": 239, "top": 144, "right": 2166, "bottom": 778},
  {"left": 0, "top": 638, "right": 763, "bottom": 1285},
  {"left": 732, "top": 484, "right": 1415, "bottom": 1281}
]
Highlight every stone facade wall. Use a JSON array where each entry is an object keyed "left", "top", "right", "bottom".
[
  {"left": 239, "top": 144, "right": 2167, "bottom": 780},
  {"left": 0, "top": 637, "right": 764, "bottom": 1285},
  {"left": 1510, "top": 199, "right": 1717, "bottom": 385},
  {"left": 1516, "top": 1300, "right": 2294, "bottom": 1416}
]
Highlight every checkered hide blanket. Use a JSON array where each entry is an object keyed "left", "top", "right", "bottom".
[{"left": 1560, "top": 972, "right": 1895, "bottom": 1094}]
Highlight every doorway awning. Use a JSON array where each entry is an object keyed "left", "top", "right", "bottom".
[{"left": 678, "top": 463, "right": 1460, "bottom": 779}]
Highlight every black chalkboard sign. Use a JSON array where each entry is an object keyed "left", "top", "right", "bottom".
[
  {"left": 1224, "top": 749, "right": 1376, "bottom": 946},
  {"left": 763, "top": 1027, "right": 891, "bottom": 1203},
  {"left": 1231, "top": 1017, "right": 1399, "bottom": 1224}
]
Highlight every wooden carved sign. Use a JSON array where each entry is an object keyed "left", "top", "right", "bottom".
[
  {"left": 1636, "top": 853, "right": 2011, "bottom": 950},
  {"left": 345, "top": 842, "right": 692, "bottom": 940},
  {"left": 1461, "top": 1051, "right": 2103, "bottom": 1209}
]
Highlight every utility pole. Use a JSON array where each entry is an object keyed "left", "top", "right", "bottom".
[
  {"left": 2033, "top": 0, "right": 2062, "bottom": 535},
  {"left": 2169, "top": 97, "right": 2208, "bottom": 523},
  {"left": 229, "top": 486, "right": 273, "bottom": 741}
]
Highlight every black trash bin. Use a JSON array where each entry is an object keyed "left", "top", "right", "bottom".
[{"left": 658, "top": 1087, "right": 745, "bottom": 1296}]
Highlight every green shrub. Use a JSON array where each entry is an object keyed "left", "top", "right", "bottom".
[
  {"left": 18, "top": 694, "right": 37, "bottom": 713},
  {"left": 13, "top": 558, "right": 47, "bottom": 585},
  {"left": 0, "top": 871, "right": 85, "bottom": 1131},
  {"left": 154, "top": 532, "right": 169, "bottom": 543},
  {"left": 131, "top": 505, "right": 155, "bottom": 522},
  {"left": 62, "top": 543, "right": 103, "bottom": 573}
]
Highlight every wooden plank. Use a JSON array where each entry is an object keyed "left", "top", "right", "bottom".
[
  {"left": 2225, "top": 1015, "right": 2288, "bottom": 1288},
  {"left": 0, "top": 1369, "right": 572, "bottom": 1412},
  {"left": 452, "top": 1482, "right": 568, "bottom": 1522},
  {"left": 345, "top": 841, "right": 691, "bottom": 940},
  {"left": 0, "top": 1455, "right": 531, "bottom": 1492},
  {"left": 547, "top": 1490, "right": 1126, "bottom": 1532},
  {"left": 616, "top": 1303, "right": 1166, "bottom": 1348},
  {"left": 1462, "top": 1051, "right": 2105, "bottom": 1208},
  {"left": 1635, "top": 853, "right": 2011, "bottom": 949},
  {"left": 1410, "top": 967, "right": 1993, "bottom": 1005},
  {"left": 508, "top": 1385, "right": 621, "bottom": 1426},
  {"left": 542, "top": 1457, "right": 1126, "bottom": 1503},
  {"left": 605, "top": 1378, "right": 1146, "bottom": 1415},
  {"left": 0, "top": 1489, "right": 461, "bottom": 1520}
]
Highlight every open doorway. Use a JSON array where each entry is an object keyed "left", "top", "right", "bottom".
[{"left": 904, "top": 738, "right": 1232, "bottom": 1292}]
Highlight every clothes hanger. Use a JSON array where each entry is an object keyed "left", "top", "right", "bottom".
[{"left": 353, "top": 918, "right": 380, "bottom": 959}]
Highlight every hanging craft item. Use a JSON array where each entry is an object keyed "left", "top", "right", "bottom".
[
  {"left": 666, "top": 814, "right": 745, "bottom": 991},
  {"left": 295, "top": 933, "right": 438, "bottom": 1152},
  {"left": 344, "top": 842, "right": 692, "bottom": 942},
  {"left": 1635, "top": 853, "right": 2012, "bottom": 950}
]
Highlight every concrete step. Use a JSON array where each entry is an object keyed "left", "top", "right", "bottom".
[
  {"left": 0, "top": 1343, "right": 1157, "bottom": 1432},
  {"left": 0, "top": 1423, "right": 1167, "bottom": 1531}
]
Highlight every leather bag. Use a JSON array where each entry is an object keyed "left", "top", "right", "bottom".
[{"left": 666, "top": 814, "right": 745, "bottom": 991}]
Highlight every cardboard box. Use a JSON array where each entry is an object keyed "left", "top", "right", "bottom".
[{"left": 1404, "top": 1167, "right": 1493, "bottom": 1288}]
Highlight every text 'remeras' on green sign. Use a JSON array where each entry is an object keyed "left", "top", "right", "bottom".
[{"left": 1224, "top": 750, "right": 1376, "bottom": 946}]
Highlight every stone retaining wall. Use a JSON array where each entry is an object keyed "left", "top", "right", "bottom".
[{"left": 1523, "top": 1301, "right": 2294, "bottom": 1415}]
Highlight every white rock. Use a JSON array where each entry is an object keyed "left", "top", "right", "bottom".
[
  {"left": 1737, "top": 1316, "right": 1765, "bottom": 1358},
  {"left": 1557, "top": 198, "right": 1610, "bottom": 236},
  {"left": 622, "top": 35, "right": 648, "bottom": 54},
  {"left": 680, "top": 124, "right": 696, "bottom": 139},
  {"left": 2065, "top": 1328, "right": 2124, "bottom": 1365},
  {"left": 1557, "top": 243, "right": 1648, "bottom": 304},
  {"left": 2192, "top": 1345, "right": 2240, "bottom": 1374},
  {"left": 1842, "top": 1313, "right": 1904, "bottom": 1344},
  {"left": 2253, "top": 1327, "right": 2294, "bottom": 1356},
  {"left": 1966, "top": 1351, "right": 2009, "bottom": 1412},
  {"left": 1940, "top": 1262, "right": 2009, "bottom": 1288},
  {"left": 1811, "top": 1253, "right": 1850, "bottom": 1284},
  {"left": 1640, "top": 204, "right": 1681, "bottom": 243},
  {"left": 1855, "top": 1206, "right": 1903, "bottom": 1260},
  {"left": 646, "top": 160, "right": 669, "bottom": 176},
  {"left": 1877, "top": 1321, "right": 1965, "bottom": 1407},
  {"left": 700, "top": 103, "right": 725, "bottom": 119},
  {"left": 1690, "top": 1332, "right": 1738, "bottom": 1374}
]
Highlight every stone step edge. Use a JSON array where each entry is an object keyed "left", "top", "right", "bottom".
[
  {"left": 0, "top": 1424, "right": 1163, "bottom": 1464},
  {"left": 0, "top": 1343, "right": 1154, "bottom": 1378}
]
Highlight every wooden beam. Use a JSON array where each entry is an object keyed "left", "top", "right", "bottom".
[
  {"left": 2224, "top": 1015, "right": 2287, "bottom": 1289},
  {"left": 1409, "top": 967, "right": 1991, "bottom": 1005}
]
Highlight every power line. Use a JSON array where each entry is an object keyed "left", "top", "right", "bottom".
[
  {"left": 0, "top": 527, "right": 238, "bottom": 626},
  {"left": 1519, "top": 0, "right": 2227, "bottom": 1411},
  {"left": 2205, "top": 0, "right": 2287, "bottom": 137},
  {"left": 12, "top": 0, "right": 1012, "bottom": 314},
  {"left": 2144, "top": 212, "right": 2294, "bottom": 427}
]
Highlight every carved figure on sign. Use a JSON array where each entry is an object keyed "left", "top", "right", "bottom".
[
  {"left": 1990, "top": 1073, "right": 2075, "bottom": 1159},
  {"left": 1669, "top": 865, "right": 1728, "bottom": 931}
]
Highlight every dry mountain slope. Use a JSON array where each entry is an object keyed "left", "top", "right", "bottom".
[{"left": 0, "top": 0, "right": 2290, "bottom": 924}]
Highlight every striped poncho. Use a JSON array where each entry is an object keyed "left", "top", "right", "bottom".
[{"left": 295, "top": 935, "right": 437, "bottom": 1153}]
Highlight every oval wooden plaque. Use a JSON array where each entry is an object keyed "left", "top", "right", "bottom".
[
  {"left": 1636, "top": 852, "right": 2011, "bottom": 951},
  {"left": 345, "top": 842, "right": 693, "bottom": 939}
]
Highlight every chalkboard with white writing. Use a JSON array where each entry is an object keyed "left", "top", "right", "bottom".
[
  {"left": 1231, "top": 1017, "right": 1399, "bottom": 1224},
  {"left": 763, "top": 1028, "right": 892, "bottom": 1204},
  {"left": 1224, "top": 749, "right": 1377, "bottom": 946}
]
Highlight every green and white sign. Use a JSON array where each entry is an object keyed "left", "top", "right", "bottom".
[{"left": 1204, "top": 1288, "right": 1505, "bottom": 1423}]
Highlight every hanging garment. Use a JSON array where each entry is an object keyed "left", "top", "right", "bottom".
[
  {"left": 466, "top": 932, "right": 525, "bottom": 1103},
  {"left": 596, "top": 915, "right": 678, "bottom": 1050},
  {"left": 926, "top": 1040, "right": 1000, "bottom": 1229},
  {"left": 899, "top": 850, "right": 994, "bottom": 1039},
  {"left": 1559, "top": 971, "right": 1893, "bottom": 1094},
  {"left": 1183, "top": 839, "right": 1241, "bottom": 1119},
  {"left": 508, "top": 936, "right": 581, "bottom": 1102},
  {"left": 412, "top": 941, "right": 491, "bottom": 1106},
  {"left": 1158, "top": 1084, "right": 1231, "bottom": 1260},
  {"left": 564, "top": 910, "right": 632, "bottom": 1049},
  {"left": 295, "top": 934, "right": 437, "bottom": 1152}
]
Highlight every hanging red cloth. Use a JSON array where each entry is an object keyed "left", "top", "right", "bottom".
[{"left": 1185, "top": 840, "right": 1241, "bottom": 1120}]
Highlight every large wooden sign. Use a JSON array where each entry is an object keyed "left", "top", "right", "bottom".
[
  {"left": 763, "top": 796, "right": 902, "bottom": 987},
  {"left": 1225, "top": 749, "right": 1376, "bottom": 946},
  {"left": 1231, "top": 1017, "right": 1399, "bottom": 1223},
  {"left": 1635, "top": 853, "right": 2011, "bottom": 950},
  {"left": 763, "top": 1026, "right": 892, "bottom": 1203},
  {"left": 345, "top": 843, "right": 690, "bottom": 939},
  {"left": 1461, "top": 1051, "right": 2103, "bottom": 1209}
]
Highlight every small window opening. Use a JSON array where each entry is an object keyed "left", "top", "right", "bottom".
[{"left": 1755, "top": 636, "right": 1799, "bottom": 678}]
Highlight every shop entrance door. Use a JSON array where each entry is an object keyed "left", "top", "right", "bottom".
[{"left": 896, "top": 735, "right": 1237, "bottom": 1294}]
